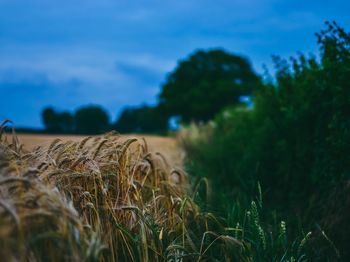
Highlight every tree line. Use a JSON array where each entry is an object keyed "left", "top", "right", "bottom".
[
  {"left": 42, "top": 49, "right": 260, "bottom": 134},
  {"left": 41, "top": 105, "right": 167, "bottom": 134}
]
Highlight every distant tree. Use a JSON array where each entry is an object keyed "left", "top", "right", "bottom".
[
  {"left": 115, "top": 105, "right": 168, "bottom": 133},
  {"left": 58, "top": 112, "right": 74, "bottom": 133},
  {"left": 42, "top": 107, "right": 73, "bottom": 133},
  {"left": 42, "top": 107, "right": 58, "bottom": 133},
  {"left": 74, "top": 105, "right": 110, "bottom": 134},
  {"left": 159, "top": 49, "right": 261, "bottom": 123}
]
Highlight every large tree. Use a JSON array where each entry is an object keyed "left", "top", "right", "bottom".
[{"left": 159, "top": 49, "right": 261, "bottom": 123}]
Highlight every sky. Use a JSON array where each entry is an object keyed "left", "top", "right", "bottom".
[{"left": 0, "top": 0, "right": 349, "bottom": 128}]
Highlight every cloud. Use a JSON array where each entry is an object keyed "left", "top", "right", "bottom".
[
  {"left": 0, "top": 44, "right": 175, "bottom": 82},
  {"left": 0, "top": 45, "right": 175, "bottom": 127},
  {"left": 0, "top": 75, "right": 80, "bottom": 127},
  {"left": 0, "top": 0, "right": 350, "bottom": 127}
]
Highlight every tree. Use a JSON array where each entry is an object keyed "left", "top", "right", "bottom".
[
  {"left": 159, "top": 49, "right": 261, "bottom": 123},
  {"left": 74, "top": 105, "right": 110, "bottom": 134},
  {"left": 42, "top": 107, "right": 73, "bottom": 133},
  {"left": 58, "top": 112, "right": 74, "bottom": 133},
  {"left": 115, "top": 105, "right": 168, "bottom": 133},
  {"left": 42, "top": 107, "right": 58, "bottom": 133}
]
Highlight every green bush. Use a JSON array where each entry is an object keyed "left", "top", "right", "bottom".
[{"left": 182, "top": 22, "right": 350, "bottom": 260}]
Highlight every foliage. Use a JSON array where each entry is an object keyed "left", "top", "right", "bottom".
[
  {"left": 41, "top": 105, "right": 168, "bottom": 135},
  {"left": 74, "top": 105, "right": 110, "bottom": 134},
  {"left": 228, "top": 199, "right": 311, "bottom": 262},
  {"left": 42, "top": 107, "right": 74, "bottom": 133},
  {"left": 42, "top": 105, "right": 110, "bottom": 135},
  {"left": 115, "top": 105, "right": 168, "bottom": 134},
  {"left": 181, "top": 22, "right": 350, "bottom": 260},
  {"left": 159, "top": 49, "right": 261, "bottom": 123}
]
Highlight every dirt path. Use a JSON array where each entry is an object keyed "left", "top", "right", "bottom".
[{"left": 15, "top": 133, "right": 184, "bottom": 168}]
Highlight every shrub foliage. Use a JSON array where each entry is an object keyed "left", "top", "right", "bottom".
[{"left": 182, "top": 22, "right": 350, "bottom": 260}]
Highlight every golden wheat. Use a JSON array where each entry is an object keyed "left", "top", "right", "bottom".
[{"left": 0, "top": 121, "right": 244, "bottom": 261}]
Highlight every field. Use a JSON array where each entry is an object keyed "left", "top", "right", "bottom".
[
  {"left": 0, "top": 125, "right": 313, "bottom": 261},
  {"left": 15, "top": 133, "right": 184, "bottom": 168},
  {"left": 3, "top": 128, "right": 252, "bottom": 261}
]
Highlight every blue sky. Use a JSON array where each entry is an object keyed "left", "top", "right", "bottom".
[{"left": 1, "top": 0, "right": 349, "bottom": 128}]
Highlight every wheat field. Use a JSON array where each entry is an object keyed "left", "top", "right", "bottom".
[
  {"left": 15, "top": 133, "right": 184, "bottom": 168},
  {"left": 0, "top": 123, "right": 247, "bottom": 261}
]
